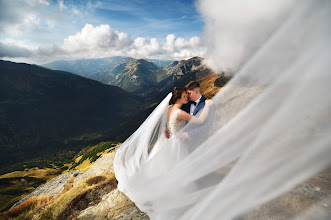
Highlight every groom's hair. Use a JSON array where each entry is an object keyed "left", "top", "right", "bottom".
[{"left": 185, "top": 81, "right": 200, "bottom": 92}]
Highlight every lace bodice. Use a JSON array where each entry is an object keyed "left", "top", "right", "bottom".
[{"left": 167, "top": 109, "right": 186, "bottom": 136}]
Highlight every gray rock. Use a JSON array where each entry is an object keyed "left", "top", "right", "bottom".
[
  {"left": 111, "top": 206, "right": 150, "bottom": 220},
  {"left": 77, "top": 188, "right": 138, "bottom": 220},
  {"left": 12, "top": 170, "right": 79, "bottom": 208}
]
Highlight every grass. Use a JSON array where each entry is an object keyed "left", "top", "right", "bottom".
[
  {"left": 0, "top": 195, "right": 51, "bottom": 219},
  {"left": 74, "top": 158, "right": 92, "bottom": 171},
  {"left": 70, "top": 142, "right": 117, "bottom": 170},
  {"left": 0, "top": 176, "right": 48, "bottom": 212},
  {"left": 0, "top": 141, "right": 119, "bottom": 213},
  {"left": 0, "top": 151, "right": 77, "bottom": 176},
  {"left": 198, "top": 73, "right": 223, "bottom": 99}
]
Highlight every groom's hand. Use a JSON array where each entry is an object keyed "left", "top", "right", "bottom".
[{"left": 165, "top": 128, "right": 170, "bottom": 139}]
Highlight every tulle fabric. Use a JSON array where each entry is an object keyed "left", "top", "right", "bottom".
[{"left": 114, "top": 0, "right": 331, "bottom": 219}]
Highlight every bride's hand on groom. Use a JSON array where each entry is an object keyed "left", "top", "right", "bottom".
[{"left": 165, "top": 128, "right": 170, "bottom": 139}]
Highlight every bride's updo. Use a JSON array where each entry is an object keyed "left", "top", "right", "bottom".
[{"left": 169, "top": 87, "right": 186, "bottom": 105}]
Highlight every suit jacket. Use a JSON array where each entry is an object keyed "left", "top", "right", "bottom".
[{"left": 181, "top": 95, "right": 207, "bottom": 115}]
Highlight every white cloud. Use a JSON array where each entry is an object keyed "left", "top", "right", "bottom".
[
  {"left": 0, "top": 24, "right": 206, "bottom": 63},
  {"left": 0, "top": 0, "right": 49, "bottom": 34},
  {"left": 163, "top": 34, "right": 176, "bottom": 52},
  {"left": 173, "top": 49, "right": 205, "bottom": 59},
  {"left": 59, "top": 0, "right": 67, "bottom": 11},
  {"left": 196, "top": 0, "right": 296, "bottom": 73},
  {"left": 61, "top": 24, "right": 133, "bottom": 53},
  {"left": 174, "top": 37, "right": 190, "bottom": 48},
  {"left": 128, "top": 37, "right": 163, "bottom": 58},
  {"left": 72, "top": 7, "right": 80, "bottom": 15},
  {"left": 189, "top": 36, "right": 201, "bottom": 48},
  {"left": 163, "top": 34, "right": 203, "bottom": 53}
]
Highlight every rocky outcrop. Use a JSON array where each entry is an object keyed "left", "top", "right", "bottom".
[
  {"left": 13, "top": 170, "right": 79, "bottom": 208},
  {"left": 12, "top": 147, "right": 329, "bottom": 220},
  {"left": 112, "top": 206, "right": 150, "bottom": 220},
  {"left": 74, "top": 152, "right": 115, "bottom": 185},
  {"left": 10, "top": 151, "right": 149, "bottom": 219},
  {"left": 77, "top": 189, "right": 145, "bottom": 220},
  {"left": 58, "top": 177, "right": 119, "bottom": 220}
]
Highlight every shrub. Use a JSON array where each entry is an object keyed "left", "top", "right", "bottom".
[{"left": 86, "top": 176, "right": 107, "bottom": 186}]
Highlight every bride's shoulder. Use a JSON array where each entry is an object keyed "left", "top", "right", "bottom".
[{"left": 176, "top": 109, "right": 188, "bottom": 116}]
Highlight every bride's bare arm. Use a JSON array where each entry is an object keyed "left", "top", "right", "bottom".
[
  {"left": 177, "top": 100, "right": 213, "bottom": 123},
  {"left": 177, "top": 109, "right": 194, "bottom": 122}
]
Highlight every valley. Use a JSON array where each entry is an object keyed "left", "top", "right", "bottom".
[{"left": 0, "top": 56, "right": 229, "bottom": 216}]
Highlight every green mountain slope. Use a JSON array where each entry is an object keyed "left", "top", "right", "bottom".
[{"left": 0, "top": 60, "right": 142, "bottom": 168}]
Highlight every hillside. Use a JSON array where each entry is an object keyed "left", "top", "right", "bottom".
[
  {"left": 2, "top": 143, "right": 329, "bottom": 220},
  {"left": 0, "top": 142, "right": 150, "bottom": 219},
  {"left": 0, "top": 57, "right": 230, "bottom": 168},
  {"left": 106, "top": 59, "right": 160, "bottom": 92},
  {"left": 0, "top": 60, "right": 143, "bottom": 168},
  {"left": 141, "top": 57, "right": 231, "bottom": 102}
]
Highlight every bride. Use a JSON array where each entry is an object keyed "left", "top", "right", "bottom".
[
  {"left": 145, "top": 87, "right": 212, "bottom": 162},
  {"left": 167, "top": 87, "right": 189, "bottom": 137},
  {"left": 167, "top": 87, "right": 211, "bottom": 138}
]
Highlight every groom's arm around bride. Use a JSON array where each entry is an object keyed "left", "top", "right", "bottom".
[{"left": 178, "top": 81, "right": 214, "bottom": 140}]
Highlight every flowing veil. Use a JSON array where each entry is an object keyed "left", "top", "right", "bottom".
[{"left": 114, "top": 0, "right": 331, "bottom": 219}]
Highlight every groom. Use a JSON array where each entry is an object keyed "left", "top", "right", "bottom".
[
  {"left": 166, "top": 81, "right": 207, "bottom": 138},
  {"left": 181, "top": 81, "right": 207, "bottom": 116}
]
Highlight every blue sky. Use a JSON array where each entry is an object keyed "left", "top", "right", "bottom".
[{"left": 0, "top": 0, "right": 206, "bottom": 64}]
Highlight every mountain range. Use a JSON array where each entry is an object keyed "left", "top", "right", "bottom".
[
  {"left": 0, "top": 56, "right": 229, "bottom": 168},
  {"left": 44, "top": 56, "right": 230, "bottom": 101},
  {"left": 42, "top": 56, "right": 173, "bottom": 80},
  {"left": 1, "top": 57, "right": 329, "bottom": 220},
  {"left": 0, "top": 57, "right": 230, "bottom": 215},
  {"left": 0, "top": 60, "right": 144, "bottom": 168}
]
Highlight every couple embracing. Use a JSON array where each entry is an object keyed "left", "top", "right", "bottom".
[
  {"left": 166, "top": 81, "right": 212, "bottom": 139},
  {"left": 114, "top": 80, "right": 214, "bottom": 196}
]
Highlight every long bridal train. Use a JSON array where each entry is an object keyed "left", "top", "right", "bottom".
[{"left": 114, "top": 0, "right": 331, "bottom": 219}]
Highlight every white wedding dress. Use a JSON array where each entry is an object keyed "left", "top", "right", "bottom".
[
  {"left": 167, "top": 108, "right": 186, "bottom": 136},
  {"left": 146, "top": 108, "right": 187, "bottom": 163},
  {"left": 114, "top": 1, "right": 331, "bottom": 219}
]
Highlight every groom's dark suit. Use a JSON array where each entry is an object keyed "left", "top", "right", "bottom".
[
  {"left": 181, "top": 95, "right": 207, "bottom": 115},
  {"left": 180, "top": 95, "right": 210, "bottom": 152}
]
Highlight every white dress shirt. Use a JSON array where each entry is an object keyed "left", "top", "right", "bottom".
[{"left": 190, "top": 95, "right": 202, "bottom": 115}]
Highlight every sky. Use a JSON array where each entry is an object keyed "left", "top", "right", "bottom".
[{"left": 0, "top": 0, "right": 206, "bottom": 64}]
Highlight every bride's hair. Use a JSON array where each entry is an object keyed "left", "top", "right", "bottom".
[{"left": 169, "top": 87, "right": 186, "bottom": 105}]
